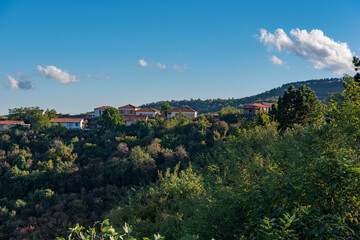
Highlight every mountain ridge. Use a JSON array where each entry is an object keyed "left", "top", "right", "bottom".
[{"left": 140, "top": 78, "right": 344, "bottom": 114}]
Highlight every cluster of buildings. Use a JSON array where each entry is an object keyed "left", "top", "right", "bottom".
[
  {"left": 0, "top": 102, "right": 273, "bottom": 131},
  {"left": 94, "top": 104, "right": 198, "bottom": 124}
]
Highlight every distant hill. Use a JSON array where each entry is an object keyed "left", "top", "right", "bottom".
[{"left": 141, "top": 78, "right": 344, "bottom": 114}]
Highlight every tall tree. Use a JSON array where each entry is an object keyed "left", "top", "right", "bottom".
[
  {"left": 160, "top": 102, "right": 172, "bottom": 116},
  {"left": 272, "top": 85, "right": 320, "bottom": 129},
  {"left": 29, "top": 112, "right": 50, "bottom": 131},
  {"left": 96, "top": 108, "right": 124, "bottom": 130}
]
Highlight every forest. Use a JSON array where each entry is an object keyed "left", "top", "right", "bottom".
[{"left": 1, "top": 75, "right": 360, "bottom": 239}]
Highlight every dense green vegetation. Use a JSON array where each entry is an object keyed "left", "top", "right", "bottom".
[
  {"left": 141, "top": 78, "right": 343, "bottom": 113},
  {"left": 2, "top": 76, "right": 360, "bottom": 239}
]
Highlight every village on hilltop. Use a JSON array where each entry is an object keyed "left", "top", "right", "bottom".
[{"left": 0, "top": 102, "right": 274, "bottom": 131}]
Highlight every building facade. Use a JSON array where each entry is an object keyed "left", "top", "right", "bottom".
[
  {"left": 0, "top": 120, "right": 30, "bottom": 131},
  {"left": 136, "top": 107, "right": 160, "bottom": 118},
  {"left": 50, "top": 118, "right": 86, "bottom": 129},
  {"left": 167, "top": 107, "right": 198, "bottom": 118},
  {"left": 118, "top": 104, "right": 141, "bottom": 115},
  {"left": 94, "top": 106, "right": 114, "bottom": 117}
]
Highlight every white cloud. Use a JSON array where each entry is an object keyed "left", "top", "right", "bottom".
[
  {"left": 7, "top": 75, "right": 19, "bottom": 89},
  {"left": 37, "top": 65, "right": 80, "bottom": 84},
  {"left": 270, "top": 55, "right": 285, "bottom": 65},
  {"left": 260, "top": 28, "right": 355, "bottom": 74},
  {"left": 4, "top": 74, "right": 34, "bottom": 90},
  {"left": 156, "top": 62, "right": 167, "bottom": 70},
  {"left": 137, "top": 59, "right": 149, "bottom": 67}
]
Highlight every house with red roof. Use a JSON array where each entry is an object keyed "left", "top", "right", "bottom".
[
  {"left": 50, "top": 118, "right": 87, "bottom": 129},
  {"left": 0, "top": 120, "right": 30, "bottom": 131},
  {"left": 243, "top": 102, "right": 274, "bottom": 115},
  {"left": 118, "top": 104, "right": 141, "bottom": 115},
  {"left": 168, "top": 107, "right": 198, "bottom": 118},
  {"left": 94, "top": 106, "right": 114, "bottom": 117},
  {"left": 136, "top": 107, "right": 160, "bottom": 118}
]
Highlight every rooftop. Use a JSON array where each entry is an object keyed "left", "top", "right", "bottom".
[
  {"left": 94, "top": 106, "right": 114, "bottom": 110},
  {"left": 118, "top": 104, "right": 141, "bottom": 110},
  {"left": 168, "top": 106, "right": 197, "bottom": 113},
  {"left": 0, "top": 120, "right": 26, "bottom": 125},
  {"left": 137, "top": 107, "right": 160, "bottom": 113},
  {"left": 50, "top": 118, "right": 84, "bottom": 123}
]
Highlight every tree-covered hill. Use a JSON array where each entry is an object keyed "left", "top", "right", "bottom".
[{"left": 141, "top": 78, "right": 343, "bottom": 113}]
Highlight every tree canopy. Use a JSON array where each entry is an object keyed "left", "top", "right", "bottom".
[
  {"left": 96, "top": 108, "right": 124, "bottom": 129},
  {"left": 272, "top": 85, "right": 320, "bottom": 129}
]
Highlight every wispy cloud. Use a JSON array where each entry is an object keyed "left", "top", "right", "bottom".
[
  {"left": 87, "top": 72, "right": 111, "bottom": 80},
  {"left": 37, "top": 65, "right": 80, "bottom": 84},
  {"left": 259, "top": 28, "right": 355, "bottom": 74},
  {"left": 173, "top": 63, "right": 187, "bottom": 73},
  {"left": 156, "top": 62, "right": 167, "bottom": 70},
  {"left": 270, "top": 55, "right": 285, "bottom": 65},
  {"left": 4, "top": 74, "right": 34, "bottom": 90},
  {"left": 137, "top": 59, "right": 150, "bottom": 67}
]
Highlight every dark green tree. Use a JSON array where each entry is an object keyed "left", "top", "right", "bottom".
[
  {"left": 353, "top": 56, "right": 360, "bottom": 82},
  {"left": 272, "top": 85, "right": 320, "bottom": 129},
  {"left": 96, "top": 108, "right": 124, "bottom": 129},
  {"left": 29, "top": 112, "right": 50, "bottom": 131},
  {"left": 8, "top": 107, "right": 42, "bottom": 122},
  {"left": 45, "top": 109, "right": 58, "bottom": 119},
  {"left": 160, "top": 102, "right": 172, "bottom": 116}
]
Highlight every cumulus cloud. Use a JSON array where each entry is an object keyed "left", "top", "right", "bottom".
[
  {"left": 270, "top": 55, "right": 286, "bottom": 65},
  {"left": 86, "top": 72, "right": 111, "bottom": 79},
  {"left": 37, "top": 65, "right": 80, "bottom": 84},
  {"left": 137, "top": 59, "right": 149, "bottom": 67},
  {"left": 259, "top": 28, "right": 355, "bottom": 74},
  {"left": 4, "top": 74, "right": 34, "bottom": 90},
  {"left": 156, "top": 62, "right": 167, "bottom": 70}
]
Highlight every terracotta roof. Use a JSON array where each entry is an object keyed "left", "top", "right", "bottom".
[
  {"left": 120, "top": 115, "right": 148, "bottom": 122},
  {"left": 94, "top": 106, "right": 113, "bottom": 110},
  {"left": 168, "top": 107, "right": 197, "bottom": 113},
  {"left": 261, "top": 102, "right": 275, "bottom": 108},
  {"left": 137, "top": 107, "right": 160, "bottom": 113},
  {"left": 50, "top": 118, "right": 84, "bottom": 123},
  {"left": 0, "top": 120, "right": 25, "bottom": 125},
  {"left": 244, "top": 103, "right": 268, "bottom": 108},
  {"left": 118, "top": 104, "right": 140, "bottom": 110},
  {"left": 0, "top": 116, "right": 8, "bottom": 119}
]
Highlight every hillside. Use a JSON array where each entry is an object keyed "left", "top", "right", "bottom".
[{"left": 141, "top": 78, "right": 343, "bottom": 113}]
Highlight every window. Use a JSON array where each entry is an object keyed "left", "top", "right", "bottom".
[{"left": 75, "top": 123, "right": 79, "bottom": 126}]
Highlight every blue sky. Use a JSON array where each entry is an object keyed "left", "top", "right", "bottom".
[{"left": 1, "top": 0, "right": 359, "bottom": 115}]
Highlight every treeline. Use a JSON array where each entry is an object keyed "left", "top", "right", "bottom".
[
  {"left": 1, "top": 77, "right": 360, "bottom": 239},
  {"left": 141, "top": 78, "right": 343, "bottom": 114}
]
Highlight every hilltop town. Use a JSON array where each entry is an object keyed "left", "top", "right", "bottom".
[{"left": 0, "top": 102, "right": 274, "bottom": 131}]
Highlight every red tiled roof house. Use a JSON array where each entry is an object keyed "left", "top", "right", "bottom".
[
  {"left": 50, "top": 118, "right": 86, "bottom": 129},
  {"left": 0, "top": 120, "right": 30, "bottom": 131},
  {"left": 243, "top": 102, "right": 274, "bottom": 115},
  {"left": 168, "top": 107, "right": 198, "bottom": 118},
  {"left": 94, "top": 106, "right": 114, "bottom": 117},
  {"left": 118, "top": 104, "right": 141, "bottom": 115},
  {"left": 136, "top": 107, "right": 160, "bottom": 118}
]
